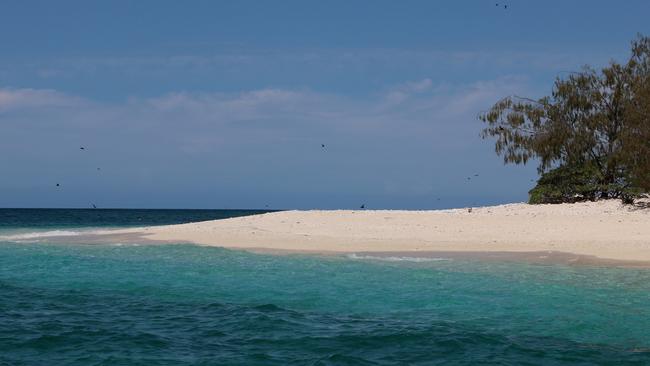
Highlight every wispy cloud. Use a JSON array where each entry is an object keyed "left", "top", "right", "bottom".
[
  {"left": 1, "top": 76, "right": 531, "bottom": 146},
  {"left": 3, "top": 47, "right": 616, "bottom": 89},
  {"left": 0, "top": 76, "right": 538, "bottom": 208},
  {"left": 0, "top": 88, "right": 85, "bottom": 111}
]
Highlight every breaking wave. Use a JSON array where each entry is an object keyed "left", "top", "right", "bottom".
[{"left": 0, "top": 229, "right": 115, "bottom": 242}]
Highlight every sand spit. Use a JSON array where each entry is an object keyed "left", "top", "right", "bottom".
[{"left": 98, "top": 200, "right": 650, "bottom": 263}]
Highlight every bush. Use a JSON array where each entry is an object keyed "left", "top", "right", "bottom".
[{"left": 528, "top": 165, "right": 631, "bottom": 204}]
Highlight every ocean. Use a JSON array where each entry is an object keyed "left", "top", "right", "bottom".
[{"left": 1, "top": 209, "right": 650, "bottom": 365}]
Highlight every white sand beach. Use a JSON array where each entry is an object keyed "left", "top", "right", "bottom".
[{"left": 117, "top": 200, "right": 650, "bottom": 262}]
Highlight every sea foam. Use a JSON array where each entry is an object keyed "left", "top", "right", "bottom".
[
  {"left": 346, "top": 253, "right": 451, "bottom": 262},
  {"left": 0, "top": 229, "right": 115, "bottom": 242}
]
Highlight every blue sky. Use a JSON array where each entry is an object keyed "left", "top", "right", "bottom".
[{"left": 1, "top": 0, "right": 649, "bottom": 209}]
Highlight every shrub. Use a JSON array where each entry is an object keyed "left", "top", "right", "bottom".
[{"left": 528, "top": 165, "right": 603, "bottom": 204}]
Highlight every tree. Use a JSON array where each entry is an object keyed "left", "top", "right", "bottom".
[
  {"left": 479, "top": 35, "right": 650, "bottom": 203},
  {"left": 622, "top": 39, "right": 650, "bottom": 193}
]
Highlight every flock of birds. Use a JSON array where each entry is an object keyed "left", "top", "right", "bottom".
[
  {"left": 49, "top": 3, "right": 512, "bottom": 211},
  {"left": 58, "top": 134, "right": 526, "bottom": 211},
  {"left": 58, "top": 0, "right": 508, "bottom": 205}
]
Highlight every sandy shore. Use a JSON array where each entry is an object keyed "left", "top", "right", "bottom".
[{"left": 106, "top": 200, "right": 650, "bottom": 263}]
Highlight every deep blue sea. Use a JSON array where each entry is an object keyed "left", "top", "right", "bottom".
[{"left": 1, "top": 209, "right": 650, "bottom": 365}]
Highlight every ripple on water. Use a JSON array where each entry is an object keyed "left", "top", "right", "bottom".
[{"left": 1, "top": 242, "right": 650, "bottom": 365}]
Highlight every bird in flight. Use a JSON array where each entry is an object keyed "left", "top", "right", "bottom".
[
  {"left": 360, "top": 204, "right": 365, "bottom": 209},
  {"left": 92, "top": 203, "right": 97, "bottom": 209},
  {"left": 56, "top": 183, "right": 60, "bottom": 187},
  {"left": 321, "top": 144, "right": 325, "bottom": 148},
  {"left": 80, "top": 147, "right": 85, "bottom": 150}
]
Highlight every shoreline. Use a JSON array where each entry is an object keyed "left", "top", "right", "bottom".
[
  {"left": 205, "top": 247, "right": 650, "bottom": 268},
  {"left": 30, "top": 233, "right": 650, "bottom": 267},
  {"left": 21, "top": 199, "right": 649, "bottom": 266}
]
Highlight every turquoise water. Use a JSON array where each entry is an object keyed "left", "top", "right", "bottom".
[{"left": 1, "top": 210, "right": 650, "bottom": 365}]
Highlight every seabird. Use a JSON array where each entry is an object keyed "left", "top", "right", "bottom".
[
  {"left": 321, "top": 144, "right": 325, "bottom": 148},
  {"left": 360, "top": 204, "right": 365, "bottom": 209},
  {"left": 80, "top": 147, "right": 85, "bottom": 150},
  {"left": 56, "top": 183, "right": 60, "bottom": 187},
  {"left": 92, "top": 203, "right": 97, "bottom": 209}
]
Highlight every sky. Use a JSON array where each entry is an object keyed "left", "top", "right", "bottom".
[{"left": 1, "top": 0, "right": 649, "bottom": 209}]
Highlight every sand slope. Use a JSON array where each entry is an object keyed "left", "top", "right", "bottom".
[{"left": 129, "top": 200, "right": 650, "bottom": 261}]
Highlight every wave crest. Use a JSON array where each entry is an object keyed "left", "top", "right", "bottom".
[
  {"left": 346, "top": 253, "right": 451, "bottom": 262},
  {"left": 0, "top": 229, "right": 115, "bottom": 242}
]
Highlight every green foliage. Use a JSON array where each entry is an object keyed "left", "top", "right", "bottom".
[
  {"left": 480, "top": 35, "right": 650, "bottom": 204},
  {"left": 527, "top": 165, "right": 637, "bottom": 204},
  {"left": 621, "top": 44, "right": 650, "bottom": 192}
]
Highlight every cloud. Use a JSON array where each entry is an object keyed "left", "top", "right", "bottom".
[
  {"left": 1, "top": 76, "right": 532, "bottom": 150},
  {"left": 401, "top": 78, "right": 433, "bottom": 93},
  {"left": 438, "top": 76, "right": 531, "bottom": 117},
  {"left": 376, "top": 76, "right": 531, "bottom": 131},
  {"left": 144, "top": 89, "right": 321, "bottom": 120},
  {"left": 1, "top": 47, "right": 612, "bottom": 92},
  {"left": 383, "top": 78, "right": 433, "bottom": 106},
  {"left": 0, "top": 88, "right": 85, "bottom": 111},
  {"left": 0, "top": 76, "right": 538, "bottom": 208}
]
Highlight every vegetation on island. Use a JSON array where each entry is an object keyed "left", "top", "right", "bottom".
[{"left": 480, "top": 35, "right": 650, "bottom": 204}]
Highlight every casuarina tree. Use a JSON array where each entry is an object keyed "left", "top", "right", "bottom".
[{"left": 479, "top": 35, "right": 650, "bottom": 204}]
